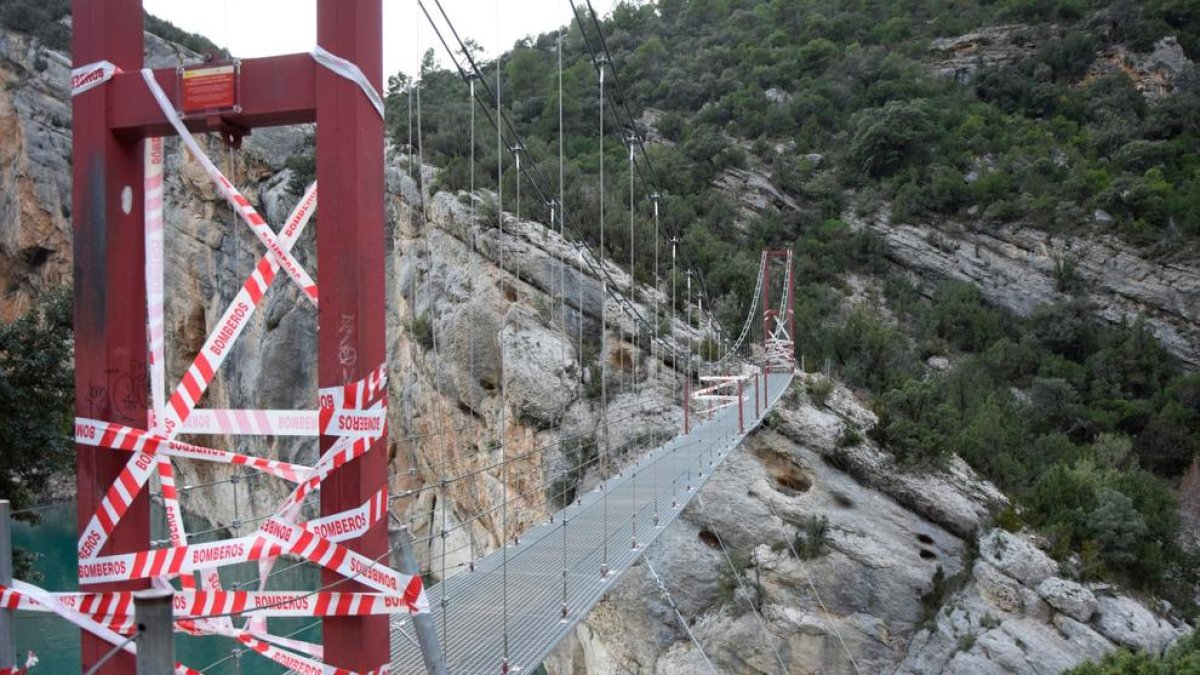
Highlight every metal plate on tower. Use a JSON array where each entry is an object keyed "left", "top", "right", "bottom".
[{"left": 178, "top": 61, "right": 240, "bottom": 115}]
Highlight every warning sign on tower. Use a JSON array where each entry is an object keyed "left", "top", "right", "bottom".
[{"left": 179, "top": 62, "right": 239, "bottom": 115}]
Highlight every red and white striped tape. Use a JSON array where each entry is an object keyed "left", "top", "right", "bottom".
[
  {"left": 304, "top": 489, "right": 387, "bottom": 543},
  {"left": 257, "top": 518, "right": 428, "bottom": 614},
  {"left": 232, "top": 631, "right": 387, "bottom": 675},
  {"left": 10, "top": 581, "right": 201, "bottom": 675},
  {"left": 145, "top": 136, "right": 167, "bottom": 431},
  {"left": 70, "top": 485, "right": 384, "bottom": 584},
  {"left": 70, "top": 60, "right": 117, "bottom": 96},
  {"left": 179, "top": 408, "right": 320, "bottom": 436},
  {"left": 311, "top": 47, "right": 385, "bottom": 119},
  {"left": 74, "top": 419, "right": 312, "bottom": 483},
  {"left": 141, "top": 68, "right": 318, "bottom": 307},
  {"left": 78, "top": 535, "right": 266, "bottom": 584},
  {"left": 3, "top": 586, "right": 412, "bottom": 620},
  {"left": 75, "top": 179, "right": 320, "bottom": 562},
  {"left": 143, "top": 136, "right": 199, "bottom": 591},
  {"left": 161, "top": 178, "right": 318, "bottom": 438}
]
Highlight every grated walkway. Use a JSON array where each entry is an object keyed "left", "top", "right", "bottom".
[{"left": 389, "top": 373, "right": 794, "bottom": 674}]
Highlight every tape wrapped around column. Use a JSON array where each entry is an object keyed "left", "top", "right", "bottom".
[{"left": 311, "top": 46, "right": 385, "bottom": 119}]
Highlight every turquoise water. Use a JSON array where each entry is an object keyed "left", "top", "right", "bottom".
[{"left": 12, "top": 502, "right": 320, "bottom": 674}]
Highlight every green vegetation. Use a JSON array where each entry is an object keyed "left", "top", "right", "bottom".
[
  {"left": 142, "top": 13, "right": 222, "bottom": 55},
  {"left": 1066, "top": 627, "right": 1200, "bottom": 673},
  {"left": 856, "top": 282, "right": 1200, "bottom": 610},
  {"left": 394, "top": 0, "right": 1199, "bottom": 339},
  {"left": 793, "top": 514, "right": 830, "bottom": 559},
  {"left": 283, "top": 132, "right": 318, "bottom": 195},
  {"left": 806, "top": 376, "right": 834, "bottom": 408},
  {"left": 0, "top": 0, "right": 69, "bottom": 50},
  {"left": 407, "top": 312, "right": 435, "bottom": 350},
  {"left": 1, "top": 0, "right": 1194, "bottom": 624},
  {"left": 0, "top": 289, "right": 72, "bottom": 579},
  {"left": 0, "top": 1, "right": 220, "bottom": 55}
]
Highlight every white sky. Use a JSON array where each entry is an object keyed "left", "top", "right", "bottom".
[{"left": 143, "top": 0, "right": 621, "bottom": 79}]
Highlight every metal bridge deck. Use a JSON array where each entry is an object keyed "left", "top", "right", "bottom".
[{"left": 389, "top": 373, "right": 794, "bottom": 674}]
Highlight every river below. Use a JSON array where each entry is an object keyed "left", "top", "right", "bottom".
[{"left": 11, "top": 502, "right": 320, "bottom": 674}]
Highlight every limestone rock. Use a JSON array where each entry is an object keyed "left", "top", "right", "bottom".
[
  {"left": 500, "top": 306, "right": 579, "bottom": 427},
  {"left": 974, "top": 561, "right": 1024, "bottom": 614},
  {"left": 1092, "top": 593, "right": 1187, "bottom": 655},
  {"left": 928, "top": 24, "right": 1041, "bottom": 84},
  {"left": 980, "top": 529, "right": 1057, "bottom": 587},
  {"left": 1088, "top": 37, "right": 1193, "bottom": 100},
  {"left": 858, "top": 214, "right": 1200, "bottom": 367},
  {"left": 713, "top": 166, "right": 802, "bottom": 232},
  {"left": 1036, "top": 578, "right": 1097, "bottom": 623}
]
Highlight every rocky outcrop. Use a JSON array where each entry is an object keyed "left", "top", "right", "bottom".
[
  {"left": 0, "top": 30, "right": 75, "bottom": 318},
  {"left": 1036, "top": 578, "right": 1097, "bottom": 623},
  {"left": 713, "top": 166, "right": 803, "bottom": 231},
  {"left": 930, "top": 23, "right": 1194, "bottom": 97},
  {"left": 1087, "top": 37, "right": 1193, "bottom": 99},
  {"left": 858, "top": 214, "right": 1200, "bottom": 367},
  {"left": 928, "top": 24, "right": 1041, "bottom": 84},
  {"left": 902, "top": 532, "right": 1187, "bottom": 674},
  {"left": 547, "top": 379, "right": 1189, "bottom": 674},
  {"left": 1, "top": 21, "right": 1192, "bottom": 675}
]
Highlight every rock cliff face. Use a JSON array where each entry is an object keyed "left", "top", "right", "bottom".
[
  {"left": 858, "top": 214, "right": 1200, "bottom": 367},
  {"left": 545, "top": 378, "right": 1189, "bottom": 674},
  {"left": 929, "top": 24, "right": 1041, "bottom": 84},
  {"left": 929, "top": 23, "right": 1193, "bottom": 97},
  {"left": 0, "top": 29, "right": 75, "bottom": 319}
]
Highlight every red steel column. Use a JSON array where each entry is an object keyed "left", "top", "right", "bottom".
[
  {"left": 71, "top": 2, "right": 148, "bottom": 673},
  {"left": 754, "top": 372, "right": 760, "bottom": 417},
  {"left": 761, "top": 254, "right": 771, "bottom": 365},
  {"left": 787, "top": 250, "right": 796, "bottom": 370},
  {"left": 316, "top": 0, "right": 389, "bottom": 670},
  {"left": 762, "top": 253, "right": 771, "bottom": 391},
  {"left": 737, "top": 379, "right": 744, "bottom": 434}
]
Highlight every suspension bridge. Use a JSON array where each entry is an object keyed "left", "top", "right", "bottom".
[
  {"left": 0, "top": 1, "right": 807, "bottom": 674},
  {"left": 389, "top": 372, "right": 793, "bottom": 674}
]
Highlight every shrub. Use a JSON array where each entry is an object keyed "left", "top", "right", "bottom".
[
  {"left": 849, "top": 100, "right": 935, "bottom": 178},
  {"left": 807, "top": 376, "right": 833, "bottom": 408},
  {"left": 794, "top": 515, "right": 829, "bottom": 559},
  {"left": 285, "top": 153, "right": 316, "bottom": 196},
  {"left": 994, "top": 505, "right": 1023, "bottom": 533},
  {"left": 837, "top": 427, "right": 863, "bottom": 447},
  {"left": 0, "top": 287, "right": 73, "bottom": 580},
  {"left": 408, "top": 313, "right": 434, "bottom": 349}
]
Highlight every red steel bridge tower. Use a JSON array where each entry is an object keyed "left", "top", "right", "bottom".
[
  {"left": 71, "top": 1, "right": 388, "bottom": 672},
  {"left": 761, "top": 248, "right": 796, "bottom": 389}
]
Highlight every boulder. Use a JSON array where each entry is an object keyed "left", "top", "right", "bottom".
[
  {"left": 980, "top": 529, "right": 1057, "bottom": 587},
  {"left": 1036, "top": 578, "right": 1097, "bottom": 623},
  {"left": 1092, "top": 594, "right": 1186, "bottom": 655}
]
